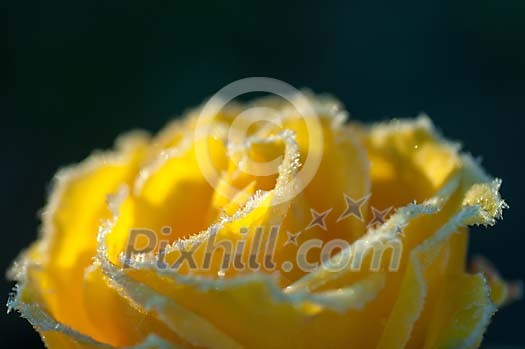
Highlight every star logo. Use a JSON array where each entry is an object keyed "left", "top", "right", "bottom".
[
  {"left": 284, "top": 231, "right": 301, "bottom": 246},
  {"left": 306, "top": 208, "right": 332, "bottom": 231},
  {"left": 337, "top": 193, "right": 370, "bottom": 222},
  {"left": 394, "top": 222, "right": 407, "bottom": 237},
  {"left": 367, "top": 206, "right": 392, "bottom": 228}
]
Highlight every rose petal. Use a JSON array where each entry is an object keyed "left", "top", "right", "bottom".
[
  {"left": 13, "top": 133, "right": 148, "bottom": 338},
  {"left": 422, "top": 273, "right": 495, "bottom": 349}
]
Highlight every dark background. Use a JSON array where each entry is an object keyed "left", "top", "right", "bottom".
[{"left": 2, "top": 0, "right": 524, "bottom": 347}]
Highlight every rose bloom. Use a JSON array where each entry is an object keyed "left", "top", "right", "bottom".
[{"left": 8, "top": 93, "right": 520, "bottom": 349}]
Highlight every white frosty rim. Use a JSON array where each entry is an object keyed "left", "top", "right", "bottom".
[{"left": 193, "top": 77, "right": 324, "bottom": 207}]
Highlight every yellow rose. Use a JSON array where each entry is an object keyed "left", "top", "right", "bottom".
[{"left": 8, "top": 89, "right": 520, "bottom": 349}]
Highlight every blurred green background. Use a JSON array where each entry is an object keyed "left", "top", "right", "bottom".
[{"left": 2, "top": 0, "right": 524, "bottom": 347}]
